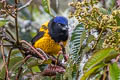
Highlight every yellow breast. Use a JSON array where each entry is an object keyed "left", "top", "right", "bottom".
[{"left": 34, "top": 30, "right": 67, "bottom": 56}]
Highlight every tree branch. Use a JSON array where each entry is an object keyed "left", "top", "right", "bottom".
[
  {"left": 18, "top": 0, "right": 33, "bottom": 11},
  {"left": 20, "top": 40, "right": 46, "bottom": 60},
  {"left": 15, "top": 0, "right": 19, "bottom": 44}
]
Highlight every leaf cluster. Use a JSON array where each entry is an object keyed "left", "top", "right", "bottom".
[{"left": 67, "top": 0, "right": 120, "bottom": 80}]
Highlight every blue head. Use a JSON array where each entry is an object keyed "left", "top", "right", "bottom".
[
  {"left": 53, "top": 16, "right": 68, "bottom": 25},
  {"left": 48, "top": 16, "right": 69, "bottom": 42}
]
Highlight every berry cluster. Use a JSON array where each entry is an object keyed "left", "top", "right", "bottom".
[
  {"left": 68, "top": 0, "right": 119, "bottom": 30},
  {"left": 103, "top": 32, "right": 120, "bottom": 51}
]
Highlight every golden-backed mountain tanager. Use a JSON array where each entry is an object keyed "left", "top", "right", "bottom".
[{"left": 31, "top": 16, "right": 69, "bottom": 58}]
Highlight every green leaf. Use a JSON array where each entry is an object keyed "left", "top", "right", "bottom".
[
  {"left": 0, "top": 66, "right": 5, "bottom": 79},
  {"left": 43, "top": 59, "right": 52, "bottom": 64},
  {"left": 114, "top": 15, "right": 120, "bottom": 26},
  {"left": 28, "top": 59, "right": 43, "bottom": 68},
  {"left": 109, "top": 62, "right": 120, "bottom": 80},
  {"left": 41, "top": 0, "right": 51, "bottom": 14},
  {"left": 9, "top": 57, "right": 23, "bottom": 70},
  {"left": 10, "top": 49, "right": 21, "bottom": 57},
  {"left": 0, "top": 20, "right": 8, "bottom": 27},
  {"left": 32, "top": 66, "right": 40, "bottom": 73},
  {"left": 80, "top": 64, "right": 104, "bottom": 80},
  {"left": 9, "top": 57, "right": 24, "bottom": 73},
  {"left": 105, "top": 52, "right": 118, "bottom": 63},
  {"left": 0, "top": 57, "right": 23, "bottom": 78},
  {"left": 70, "top": 23, "right": 85, "bottom": 55},
  {"left": 83, "top": 48, "right": 115, "bottom": 71},
  {"left": 80, "top": 31, "right": 87, "bottom": 49},
  {"left": 0, "top": 58, "right": 5, "bottom": 79},
  {"left": 63, "top": 61, "right": 75, "bottom": 80},
  {"left": 96, "top": 39, "right": 104, "bottom": 50},
  {"left": 28, "top": 59, "right": 51, "bottom": 69},
  {"left": 30, "top": 31, "right": 37, "bottom": 37},
  {"left": 82, "top": 46, "right": 91, "bottom": 54},
  {"left": 87, "top": 35, "right": 95, "bottom": 44},
  {"left": 82, "top": 34, "right": 95, "bottom": 53}
]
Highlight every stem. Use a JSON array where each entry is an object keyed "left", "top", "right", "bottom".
[
  {"left": 47, "top": 0, "right": 54, "bottom": 17},
  {"left": 15, "top": 55, "right": 32, "bottom": 80},
  {"left": 103, "top": 67, "right": 107, "bottom": 80},
  {"left": 7, "top": 48, "right": 13, "bottom": 67},
  {"left": 3, "top": 1, "right": 16, "bottom": 18},
  {"left": 5, "top": 48, "right": 13, "bottom": 80},
  {"left": 15, "top": 0, "right": 19, "bottom": 44},
  {"left": 0, "top": 44, "right": 13, "bottom": 47},
  {"left": 15, "top": 66, "right": 23, "bottom": 80},
  {"left": 5, "top": 9, "right": 16, "bottom": 18},
  {"left": 92, "top": 28, "right": 104, "bottom": 50},
  {"left": 0, "top": 39, "right": 10, "bottom": 80},
  {"left": 106, "top": 26, "right": 120, "bottom": 29},
  {"left": 6, "top": 29, "right": 15, "bottom": 40}
]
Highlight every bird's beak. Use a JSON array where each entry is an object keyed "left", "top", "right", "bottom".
[{"left": 62, "top": 25, "right": 69, "bottom": 31}]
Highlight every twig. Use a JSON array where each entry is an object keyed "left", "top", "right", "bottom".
[
  {"left": 5, "top": 48, "right": 13, "bottom": 80},
  {"left": 3, "top": 1, "right": 15, "bottom": 17},
  {"left": 36, "top": 48, "right": 49, "bottom": 60},
  {"left": 116, "top": 54, "right": 120, "bottom": 62},
  {"left": 15, "top": 55, "right": 32, "bottom": 80},
  {"left": 0, "top": 28, "right": 15, "bottom": 44},
  {"left": 48, "top": 56, "right": 65, "bottom": 69},
  {"left": 5, "top": 9, "right": 16, "bottom": 18},
  {"left": 6, "top": 29, "right": 15, "bottom": 40},
  {"left": 20, "top": 40, "right": 45, "bottom": 60},
  {"left": 92, "top": 28, "right": 104, "bottom": 51},
  {"left": 18, "top": 0, "right": 33, "bottom": 11},
  {"left": 103, "top": 67, "right": 107, "bottom": 80},
  {"left": 0, "top": 39, "right": 10, "bottom": 80},
  {"left": 0, "top": 43, "right": 13, "bottom": 47},
  {"left": 15, "top": 66, "right": 23, "bottom": 80},
  {"left": 7, "top": 48, "right": 14, "bottom": 67},
  {"left": 57, "top": 51, "right": 62, "bottom": 64},
  {"left": 59, "top": 42, "right": 68, "bottom": 62},
  {"left": 15, "top": 0, "right": 19, "bottom": 44}
]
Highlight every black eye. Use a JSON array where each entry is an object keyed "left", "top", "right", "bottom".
[
  {"left": 57, "top": 23, "right": 62, "bottom": 26},
  {"left": 57, "top": 23, "right": 64, "bottom": 27}
]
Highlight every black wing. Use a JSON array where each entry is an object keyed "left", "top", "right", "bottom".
[{"left": 31, "top": 31, "right": 45, "bottom": 45}]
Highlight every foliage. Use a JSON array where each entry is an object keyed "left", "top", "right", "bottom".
[
  {"left": 109, "top": 62, "right": 120, "bottom": 80},
  {"left": 0, "top": 0, "right": 120, "bottom": 80},
  {"left": 41, "top": 0, "right": 52, "bottom": 16},
  {"left": 0, "top": 19, "right": 8, "bottom": 27},
  {"left": 67, "top": 0, "right": 120, "bottom": 80}
]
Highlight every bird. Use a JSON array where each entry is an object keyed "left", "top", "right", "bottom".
[{"left": 31, "top": 16, "right": 69, "bottom": 57}]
